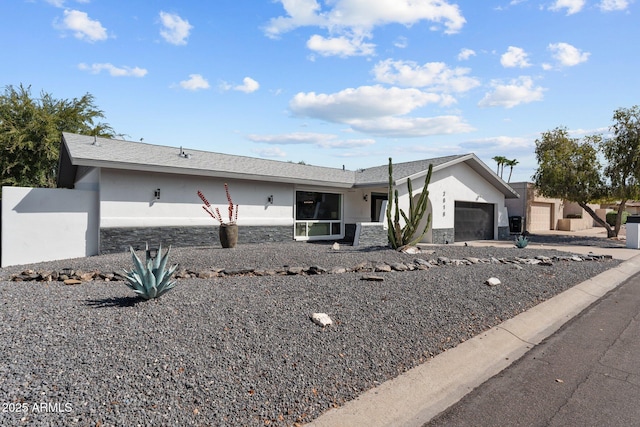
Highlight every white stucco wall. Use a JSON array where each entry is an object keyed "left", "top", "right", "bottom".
[
  {"left": 393, "top": 162, "right": 508, "bottom": 242},
  {"left": 343, "top": 188, "right": 371, "bottom": 223},
  {"left": 99, "top": 169, "right": 294, "bottom": 228},
  {"left": 1, "top": 186, "right": 99, "bottom": 267}
]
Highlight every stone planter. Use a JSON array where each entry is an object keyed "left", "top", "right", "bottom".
[{"left": 219, "top": 223, "right": 238, "bottom": 248}]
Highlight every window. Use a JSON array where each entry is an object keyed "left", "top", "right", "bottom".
[{"left": 295, "top": 191, "right": 343, "bottom": 240}]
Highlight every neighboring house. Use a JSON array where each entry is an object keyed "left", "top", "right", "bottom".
[
  {"left": 1, "top": 133, "right": 519, "bottom": 267},
  {"left": 506, "top": 182, "right": 601, "bottom": 232}
]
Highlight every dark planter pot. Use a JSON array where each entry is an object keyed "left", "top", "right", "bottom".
[{"left": 219, "top": 223, "right": 238, "bottom": 248}]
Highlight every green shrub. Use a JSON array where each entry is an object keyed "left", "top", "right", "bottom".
[{"left": 606, "top": 211, "right": 629, "bottom": 226}]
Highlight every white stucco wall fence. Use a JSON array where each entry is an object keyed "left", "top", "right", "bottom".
[{"left": 1, "top": 186, "right": 99, "bottom": 267}]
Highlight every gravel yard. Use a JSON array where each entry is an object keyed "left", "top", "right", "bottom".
[{"left": 0, "top": 240, "right": 624, "bottom": 426}]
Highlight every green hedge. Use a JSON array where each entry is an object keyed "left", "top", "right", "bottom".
[{"left": 606, "top": 210, "right": 629, "bottom": 226}]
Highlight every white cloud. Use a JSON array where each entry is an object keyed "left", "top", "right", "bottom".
[
  {"left": 234, "top": 77, "right": 260, "bottom": 93},
  {"left": 500, "top": 46, "right": 531, "bottom": 68},
  {"left": 549, "top": 0, "right": 586, "bottom": 14},
  {"left": 478, "top": 76, "right": 545, "bottom": 108},
  {"left": 394, "top": 36, "right": 408, "bottom": 49},
  {"left": 372, "top": 59, "right": 480, "bottom": 93},
  {"left": 248, "top": 132, "right": 375, "bottom": 148},
  {"left": 55, "top": 9, "right": 107, "bottom": 42},
  {"left": 599, "top": 0, "right": 629, "bottom": 11},
  {"left": 252, "top": 147, "right": 288, "bottom": 158},
  {"left": 289, "top": 85, "right": 473, "bottom": 137},
  {"left": 78, "top": 63, "right": 147, "bottom": 77},
  {"left": 159, "top": 11, "right": 192, "bottom": 45},
  {"left": 457, "top": 48, "right": 476, "bottom": 61},
  {"left": 548, "top": 42, "right": 590, "bottom": 66},
  {"left": 178, "top": 74, "right": 210, "bottom": 91},
  {"left": 348, "top": 115, "right": 475, "bottom": 137},
  {"left": 460, "top": 135, "right": 531, "bottom": 150},
  {"left": 306, "top": 34, "right": 375, "bottom": 57},
  {"left": 220, "top": 77, "right": 260, "bottom": 93},
  {"left": 265, "top": 0, "right": 466, "bottom": 56},
  {"left": 290, "top": 85, "right": 446, "bottom": 122}
]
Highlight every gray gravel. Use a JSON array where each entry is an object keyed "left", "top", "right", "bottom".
[{"left": 0, "top": 241, "right": 623, "bottom": 426}]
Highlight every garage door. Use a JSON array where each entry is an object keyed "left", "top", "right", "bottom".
[
  {"left": 529, "top": 202, "right": 552, "bottom": 231},
  {"left": 454, "top": 201, "right": 494, "bottom": 241}
]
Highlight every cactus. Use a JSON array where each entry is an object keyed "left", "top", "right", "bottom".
[
  {"left": 123, "top": 243, "right": 178, "bottom": 300},
  {"left": 514, "top": 235, "right": 529, "bottom": 248},
  {"left": 386, "top": 158, "right": 433, "bottom": 249}
]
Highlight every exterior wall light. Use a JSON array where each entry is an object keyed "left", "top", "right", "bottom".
[
  {"left": 154, "top": 189, "right": 161, "bottom": 200},
  {"left": 268, "top": 195, "right": 274, "bottom": 204}
]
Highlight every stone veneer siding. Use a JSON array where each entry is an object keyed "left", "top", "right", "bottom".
[
  {"left": 498, "top": 226, "right": 510, "bottom": 240},
  {"left": 100, "top": 225, "right": 293, "bottom": 254},
  {"left": 431, "top": 228, "right": 455, "bottom": 244},
  {"left": 356, "top": 223, "right": 388, "bottom": 247}
]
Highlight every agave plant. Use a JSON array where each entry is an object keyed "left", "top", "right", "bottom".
[
  {"left": 514, "top": 235, "right": 529, "bottom": 249},
  {"left": 123, "top": 243, "right": 178, "bottom": 300}
]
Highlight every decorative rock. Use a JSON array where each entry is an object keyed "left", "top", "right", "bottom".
[
  {"left": 329, "top": 266, "right": 347, "bottom": 274},
  {"left": 374, "top": 263, "right": 392, "bottom": 273},
  {"left": 399, "top": 245, "right": 420, "bottom": 254},
  {"left": 307, "top": 266, "right": 327, "bottom": 275},
  {"left": 414, "top": 258, "right": 431, "bottom": 267},
  {"left": 485, "top": 277, "right": 501, "bottom": 287},
  {"left": 465, "top": 257, "right": 481, "bottom": 264},
  {"left": 80, "top": 272, "right": 96, "bottom": 281},
  {"left": 352, "top": 261, "right": 370, "bottom": 272},
  {"left": 63, "top": 279, "right": 82, "bottom": 285},
  {"left": 571, "top": 256, "right": 583, "bottom": 262},
  {"left": 361, "top": 275, "right": 384, "bottom": 282},
  {"left": 197, "top": 270, "right": 218, "bottom": 279},
  {"left": 331, "top": 242, "right": 340, "bottom": 250},
  {"left": 287, "top": 266, "right": 305, "bottom": 275},
  {"left": 389, "top": 262, "right": 408, "bottom": 272},
  {"left": 437, "top": 257, "right": 451, "bottom": 265},
  {"left": 311, "top": 313, "right": 333, "bottom": 327}
]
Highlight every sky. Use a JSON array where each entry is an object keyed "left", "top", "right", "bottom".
[{"left": 2, "top": 0, "right": 639, "bottom": 183}]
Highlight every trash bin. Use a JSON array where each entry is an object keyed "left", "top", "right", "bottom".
[
  {"left": 509, "top": 216, "right": 523, "bottom": 234},
  {"left": 626, "top": 215, "right": 640, "bottom": 249}
]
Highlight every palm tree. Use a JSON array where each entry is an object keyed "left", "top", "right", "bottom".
[
  {"left": 492, "top": 156, "right": 508, "bottom": 178},
  {"left": 505, "top": 158, "right": 519, "bottom": 182}
]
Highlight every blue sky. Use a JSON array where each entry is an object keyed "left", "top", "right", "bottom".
[{"left": 2, "top": 0, "right": 638, "bottom": 182}]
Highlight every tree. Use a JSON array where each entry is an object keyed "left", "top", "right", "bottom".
[
  {"left": 492, "top": 155, "right": 507, "bottom": 178},
  {"left": 532, "top": 120, "right": 640, "bottom": 238},
  {"left": 0, "top": 84, "right": 116, "bottom": 196},
  {"left": 505, "top": 158, "right": 519, "bottom": 183},
  {"left": 601, "top": 105, "right": 640, "bottom": 234}
]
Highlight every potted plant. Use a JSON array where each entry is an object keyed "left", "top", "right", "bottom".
[{"left": 198, "top": 184, "right": 239, "bottom": 248}]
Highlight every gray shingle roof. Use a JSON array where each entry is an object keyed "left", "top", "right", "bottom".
[
  {"left": 59, "top": 132, "right": 356, "bottom": 187},
  {"left": 354, "top": 154, "right": 468, "bottom": 186},
  {"left": 58, "top": 133, "right": 518, "bottom": 198}
]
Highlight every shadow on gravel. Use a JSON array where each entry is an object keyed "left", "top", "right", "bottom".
[{"left": 85, "top": 296, "right": 143, "bottom": 308}]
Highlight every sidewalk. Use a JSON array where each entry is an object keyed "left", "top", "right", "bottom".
[{"left": 307, "top": 229, "right": 640, "bottom": 427}]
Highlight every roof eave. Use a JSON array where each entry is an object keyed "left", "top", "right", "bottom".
[{"left": 70, "top": 159, "right": 355, "bottom": 188}]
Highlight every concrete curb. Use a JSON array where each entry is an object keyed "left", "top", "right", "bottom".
[{"left": 306, "top": 254, "right": 640, "bottom": 427}]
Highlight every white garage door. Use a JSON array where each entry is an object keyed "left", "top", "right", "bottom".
[{"left": 529, "top": 202, "right": 552, "bottom": 231}]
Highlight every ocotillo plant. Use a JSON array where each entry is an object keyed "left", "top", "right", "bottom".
[{"left": 386, "top": 157, "right": 433, "bottom": 249}]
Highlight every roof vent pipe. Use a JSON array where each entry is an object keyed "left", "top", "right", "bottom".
[{"left": 179, "top": 146, "right": 191, "bottom": 159}]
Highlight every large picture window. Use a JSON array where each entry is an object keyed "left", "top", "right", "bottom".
[{"left": 295, "top": 191, "right": 342, "bottom": 239}]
